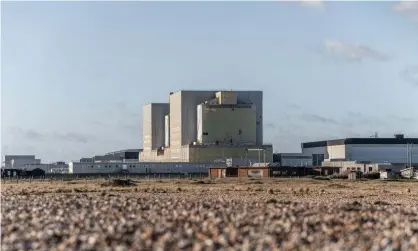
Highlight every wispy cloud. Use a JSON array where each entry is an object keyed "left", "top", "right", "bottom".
[
  {"left": 51, "top": 132, "right": 92, "bottom": 144},
  {"left": 400, "top": 66, "right": 418, "bottom": 86},
  {"left": 300, "top": 113, "right": 341, "bottom": 125},
  {"left": 323, "top": 39, "right": 390, "bottom": 62},
  {"left": 300, "top": 0, "right": 325, "bottom": 11},
  {"left": 394, "top": 1, "right": 418, "bottom": 21},
  {"left": 8, "top": 126, "right": 94, "bottom": 144},
  {"left": 265, "top": 123, "right": 276, "bottom": 129}
]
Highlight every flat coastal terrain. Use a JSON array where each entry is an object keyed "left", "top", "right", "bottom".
[{"left": 2, "top": 178, "right": 418, "bottom": 251}]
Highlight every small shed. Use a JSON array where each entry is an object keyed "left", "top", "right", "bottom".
[
  {"left": 348, "top": 171, "right": 362, "bottom": 180},
  {"left": 208, "top": 167, "right": 269, "bottom": 179},
  {"left": 239, "top": 167, "right": 269, "bottom": 178},
  {"left": 380, "top": 170, "right": 396, "bottom": 180}
]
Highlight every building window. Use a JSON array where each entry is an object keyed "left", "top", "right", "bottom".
[
  {"left": 203, "top": 132, "right": 209, "bottom": 136},
  {"left": 369, "top": 167, "right": 373, "bottom": 172}
]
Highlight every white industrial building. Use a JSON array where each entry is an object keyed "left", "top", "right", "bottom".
[
  {"left": 321, "top": 160, "right": 405, "bottom": 174},
  {"left": 2, "top": 155, "right": 69, "bottom": 173},
  {"left": 140, "top": 90, "right": 273, "bottom": 163},
  {"left": 301, "top": 135, "right": 417, "bottom": 166},
  {"left": 3, "top": 155, "right": 40, "bottom": 169}
]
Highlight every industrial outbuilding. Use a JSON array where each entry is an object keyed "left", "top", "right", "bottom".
[
  {"left": 69, "top": 161, "right": 218, "bottom": 174},
  {"left": 302, "top": 134, "right": 417, "bottom": 166},
  {"left": 209, "top": 167, "right": 270, "bottom": 179},
  {"left": 270, "top": 166, "right": 318, "bottom": 177},
  {"left": 273, "top": 153, "right": 313, "bottom": 166},
  {"left": 1, "top": 168, "right": 45, "bottom": 178},
  {"left": 208, "top": 166, "right": 320, "bottom": 179}
]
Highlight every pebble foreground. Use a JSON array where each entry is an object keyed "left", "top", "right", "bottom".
[{"left": 1, "top": 179, "right": 418, "bottom": 251}]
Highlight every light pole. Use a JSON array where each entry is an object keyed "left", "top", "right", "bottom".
[
  {"left": 409, "top": 143, "right": 413, "bottom": 178},
  {"left": 406, "top": 143, "right": 414, "bottom": 178}
]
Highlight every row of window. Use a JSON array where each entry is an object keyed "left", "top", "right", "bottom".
[
  {"left": 77, "top": 164, "right": 214, "bottom": 169},
  {"left": 82, "top": 165, "right": 150, "bottom": 168},
  {"left": 346, "top": 167, "right": 374, "bottom": 172}
]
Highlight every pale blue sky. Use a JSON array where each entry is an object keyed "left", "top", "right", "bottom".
[{"left": 1, "top": 1, "right": 418, "bottom": 162}]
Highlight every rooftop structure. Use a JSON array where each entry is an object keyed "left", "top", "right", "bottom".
[{"left": 79, "top": 149, "right": 143, "bottom": 163}]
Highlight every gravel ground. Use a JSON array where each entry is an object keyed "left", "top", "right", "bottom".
[{"left": 1, "top": 179, "right": 418, "bottom": 251}]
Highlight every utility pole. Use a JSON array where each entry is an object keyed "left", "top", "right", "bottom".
[{"left": 406, "top": 143, "right": 413, "bottom": 178}]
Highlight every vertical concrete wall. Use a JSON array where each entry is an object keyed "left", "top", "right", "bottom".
[
  {"left": 169, "top": 92, "right": 183, "bottom": 160},
  {"left": 180, "top": 90, "right": 264, "bottom": 146},
  {"left": 142, "top": 103, "right": 169, "bottom": 152},
  {"left": 198, "top": 105, "right": 256, "bottom": 145},
  {"left": 151, "top": 104, "right": 169, "bottom": 149},
  {"left": 180, "top": 91, "right": 217, "bottom": 145},
  {"left": 165, "top": 115, "right": 170, "bottom": 147},
  {"left": 142, "top": 104, "right": 153, "bottom": 153},
  {"left": 216, "top": 91, "right": 237, "bottom": 105},
  {"left": 235, "top": 91, "right": 263, "bottom": 145},
  {"left": 327, "top": 145, "right": 347, "bottom": 160}
]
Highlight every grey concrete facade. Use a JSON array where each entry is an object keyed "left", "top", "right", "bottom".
[
  {"left": 168, "top": 90, "right": 263, "bottom": 161},
  {"left": 141, "top": 90, "right": 264, "bottom": 162},
  {"left": 142, "top": 103, "right": 170, "bottom": 152}
]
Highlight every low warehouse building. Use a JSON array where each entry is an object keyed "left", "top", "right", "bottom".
[
  {"left": 273, "top": 153, "right": 313, "bottom": 166},
  {"left": 270, "top": 166, "right": 318, "bottom": 177},
  {"left": 302, "top": 134, "right": 418, "bottom": 166},
  {"left": 209, "top": 167, "right": 269, "bottom": 179}
]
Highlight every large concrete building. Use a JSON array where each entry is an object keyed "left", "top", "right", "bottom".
[
  {"left": 140, "top": 90, "right": 272, "bottom": 163},
  {"left": 2, "top": 155, "right": 69, "bottom": 173},
  {"left": 301, "top": 135, "right": 418, "bottom": 166},
  {"left": 3, "top": 155, "right": 40, "bottom": 169}
]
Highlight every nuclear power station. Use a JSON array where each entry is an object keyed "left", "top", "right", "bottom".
[{"left": 140, "top": 90, "right": 273, "bottom": 163}]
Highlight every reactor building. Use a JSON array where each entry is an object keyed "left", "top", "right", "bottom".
[{"left": 140, "top": 90, "right": 273, "bottom": 163}]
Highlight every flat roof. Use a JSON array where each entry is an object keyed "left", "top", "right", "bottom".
[
  {"left": 105, "top": 149, "right": 143, "bottom": 155},
  {"left": 170, "top": 90, "right": 262, "bottom": 95},
  {"left": 302, "top": 138, "right": 418, "bottom": 148},
  {"left": 143, "top": 103, "right": 169, "bottom": 107}
]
